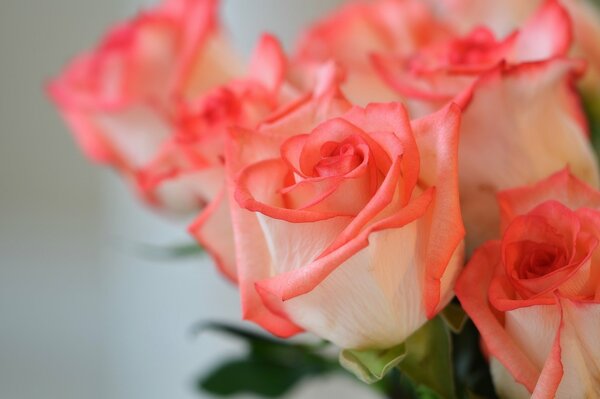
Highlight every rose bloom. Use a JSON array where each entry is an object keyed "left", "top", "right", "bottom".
[
  {"left": 374, "top": 0, "right": 600, "bottom": 251},
  {"left": 456, "top": 170, "right": 600, "bottom": 398},
  {"left": 224, "top": 65, "right": 465, "bottom": 349},
  {"left": 429, "top": 0, "right": 600, "bottom": 91},
  {"left": 48, "top": 0, "right": 246, "bottom": 214},
  {"left": 294, "top": 0, "right": 452, "bottom": 106}
]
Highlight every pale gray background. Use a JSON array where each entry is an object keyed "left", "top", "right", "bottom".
[{"left": 0, "top": 0, "right": 379, "bottom": 398}]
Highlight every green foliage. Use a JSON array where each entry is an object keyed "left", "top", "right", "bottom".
[
  {"left": 440, "top": 303, "right": 469, "bottom": 334},
  {"left": 200, "top": 359, "right": 307, "bottom": 397},
  {"left": 197, "top": 323, "right": 338, "bottom": 397},
  {"left": 196, "top": 309, "right": 500, "bottom": 399},
  {"left": 338, "top": 305, "right": 499, "bottom": 399},
  {"left": 339, "top": 344, "right": 407, "bottom": 384},
  {"left": 398, "top": 316, "right": 455, "bottom": 399},
  {"left": 582, "top": 89, "right": 600, "bottom": 159},
  {"left": 451, "top": 320, "right": 498, "bottom": 399},
  {"left": 136, "top": 241, "right": 204, "bottom": 260},
  {"left": 338, "top": 316, "right": 455, "bottom": 398}
]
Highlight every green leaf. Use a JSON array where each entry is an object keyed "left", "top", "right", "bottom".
[
  {"left": 195, "top": 322, "right": 285, "bottom": 345},
  {"left": 197, "top": 322, "right": 338, "bottom": 397},
  {"left": 452, "top": 320, "right": 498, "bottom": 399},
  {"left": 441, "top": 303, "right": 469, "bottom": 333},
  {"left": 339, "top": 344, "right": 406, "bottom": 384},
  {"left": 199, "top": 359, "right": 304, "bottom": 397},
  {"left": 136, "top": 241, "right": 204, "bottom": 260},
  {"left": 581, "top": 89, "right": 600, "bottom": 158},
  {"left": 398, "top": 317, "right": 456, "bottom": 399}
]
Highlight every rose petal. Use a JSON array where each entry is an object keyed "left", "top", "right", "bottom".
[
  {"left": 498, "top": 169, "right": 600, "bottom": 232},
  {"left": 410, "top": 103, "right": 465, "bottom": 316},
  {"left": 456, "top": 242, "right": 541, "bottom": 392},
  {"left": 189, "top": 185, "right": 237, "bottom": 282},
  {"left": 556, "top": 299, "right": 600, "bottom": 396}
]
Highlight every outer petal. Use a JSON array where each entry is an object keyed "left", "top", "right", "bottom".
[
  {"left": 410, "top": 103, "right": 465, "bottom": 316},
  {"left": 508, "top": 0, "right": 572, "bottom": 63},
  {"left": 149, "top": 165, "right": 223, "bottom": 212},
  {"left": 254, "top": 105, "right": 463, "bottom": 349},
  {"left": 456, "top": 59, "right": 599, "bottom": 252},
  {"left": 498, "top": 169, "right": 600, "bottom": 232},
  {"left": 556, "top": 299, "right": 600, "bottom": 396},
  {"left": 505, "top": 304, "right": 564, "bottom": 398},
  {"left": 225, "top": 130, "right": 303, "bottom": 336},
  {"left": 256, "top": 187, "right": 435, "bottom": 349},
  {"left": 428, "top": 0, "right": 539, "bottom": 36},
  {"left": 247, "top": 34, "right": 287, "bottom": 95},
  {"left": 189, "top": 185, "right": 237, "bottom": 282},
  {"left": 561, "top": 0, "right": 600, "bottom": 88},
  {"left": 490, "top": 358, "right": 531, "bottom": 399},
  {"left": 168, "top": 0, "right": 243, "bottom": 98},
  {"left": 455, "top": 242, "right": 543, "bottom": 392}
]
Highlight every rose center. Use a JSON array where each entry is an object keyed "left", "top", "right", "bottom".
[
  {"left": 446, "top": 28, "right": 499, "bottom": 66},
  {"left": 314, "top": 140, "right": 364, "bottom": 177},
  {"left": 520, "top": 244, "right": 565, "bottom": 279}
]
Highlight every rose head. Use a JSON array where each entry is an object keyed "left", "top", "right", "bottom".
[
  {"left": 456, "top": 170, "right": 600, "bottom": 398},
  {"left": 225, "top": 69, "right": 465, "bottom": 349}
]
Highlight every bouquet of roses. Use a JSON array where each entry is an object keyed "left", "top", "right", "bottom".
[{"left": 48, "top": 0, "right": 600, "bottom": 397}]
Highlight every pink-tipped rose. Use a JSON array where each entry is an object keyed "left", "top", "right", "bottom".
[
  {"left": 225, "top": 68, "right": 465, "bottom": 349},
  {"left": 456, "top": 170, "right": 600, "bottom": 398}
]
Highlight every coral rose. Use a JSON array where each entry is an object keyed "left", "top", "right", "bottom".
[
  {"left": 225, "top": 67, "right": 465, "bottom": 349},
  {"left": 456, "top": 169, "right": 600, "bottom": 398}
]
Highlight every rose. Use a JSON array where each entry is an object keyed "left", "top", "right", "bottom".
[
  {"left": 225, "top": 69, "right": 465, "bottom": 349},
  {"left": 456, "top": 169, "right": 600, "bottom": 398},
  {"left": 428, "top": 0, "right": 600, "bottom": 91},
  {"left": 48, "top": 0, "right": 246, "bottom": 213},
  {"left": 295, "top": 0, "right": 452, "bottom": 106},
  {"left": 373, "top": 0, "right": 572, "bottom": 116}
]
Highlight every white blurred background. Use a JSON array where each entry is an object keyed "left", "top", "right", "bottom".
[{"left": 0, "top": 0, "right": 380, "bottom": 398}]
